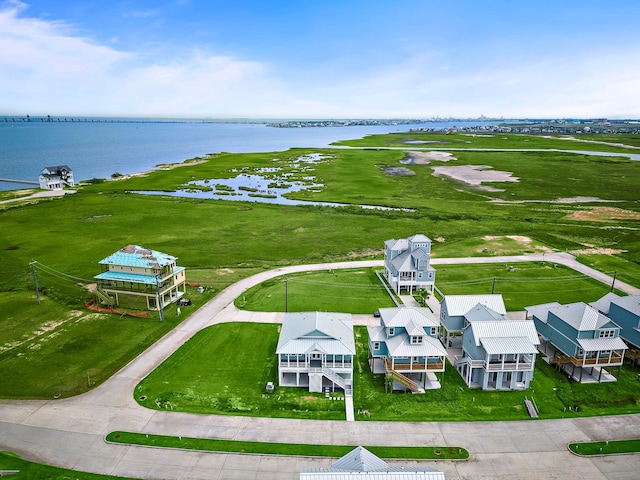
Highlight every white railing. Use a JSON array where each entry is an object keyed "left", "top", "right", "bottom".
[{"left": 486, "top": 361, "right": 534, "bottom": 371}]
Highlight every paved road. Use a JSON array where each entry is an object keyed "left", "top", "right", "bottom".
[{"left": 1, "top": 254, "right": 639, "bottom": 480}]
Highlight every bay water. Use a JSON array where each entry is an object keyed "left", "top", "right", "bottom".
[{"left": 0, "top": 120, "right": 483, "bottom": 191}]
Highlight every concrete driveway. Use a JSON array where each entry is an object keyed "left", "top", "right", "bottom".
[{"left": 1, "top": 254, "right": 639, "bottom": 479}]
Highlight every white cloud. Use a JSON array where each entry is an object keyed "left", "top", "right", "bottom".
[{"left": 0, "top": 1, "right": 638, "bottom": 118}]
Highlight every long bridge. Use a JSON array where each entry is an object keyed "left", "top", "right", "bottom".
[{"left": 0, "top": 178, "right": 39, "bottom": 185}]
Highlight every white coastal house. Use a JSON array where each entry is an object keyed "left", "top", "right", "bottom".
[
  {"left": 276, "top": 312, "right": 355, "bottom": 394},
  {"left": 39, "top": 165, "right": 74, "bottom": 190},
  {"left": 384, "top": 234, "right": 436, "bottom": 294}
]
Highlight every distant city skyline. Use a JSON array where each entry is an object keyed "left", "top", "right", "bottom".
[{"left": 1, "top": 0, "right": 639, "bottom": 119}]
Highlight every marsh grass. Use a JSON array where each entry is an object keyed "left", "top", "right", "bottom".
[{"left": 333, "top": 132, "right": 640, "bottom": 153}]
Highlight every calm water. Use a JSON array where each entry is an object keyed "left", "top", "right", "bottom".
[{"left": 0, "top": 120, "right": 483, "bottom": 191}]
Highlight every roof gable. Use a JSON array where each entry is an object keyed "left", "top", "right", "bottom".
[
  {"left": 276, "top": 312, "right": 355, "bottom": 354},
  {"left": 379, "top": 307, "right": 438, "bottom": 328},
  {"left": 98, "top": 245, "right": 177, "bottom": 269},
  {"left": 442, "top": 294, "right": 506, "bottom": 316}
]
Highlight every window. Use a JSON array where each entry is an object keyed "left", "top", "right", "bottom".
[
  {"left": 373, "top": 342, "right": 380, "bottom": 350},
  {"left": 430, "top": 327, "right": 436, "bottom": 336},
  {"left": 411, "top": 336, "right": 423, "bottom": 344},
  {"left": 599, "top": 329, "right": 615, "bottom": 338},
  {"left": 388, "top": 327, "right": 395, "bottom": 336}
]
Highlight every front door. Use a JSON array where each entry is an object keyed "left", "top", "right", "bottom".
[{"left": 310, "top": 352, "right": 322, "bottom": 368}]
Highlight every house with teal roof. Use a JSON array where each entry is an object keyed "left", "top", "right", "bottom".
[
  {"left": 94, "top": 245, "right": 186, "bottom": 310},
  {"left": 591, "top": 293, "right": 640, "bottom": 364},
  {"left": 368, "top": 307, "right": 447, "bottom": 393},
  {"left": 526, "top": 301, "right": 627, "bottom": 382}
]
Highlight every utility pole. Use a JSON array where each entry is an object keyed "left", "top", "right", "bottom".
[
  {"left": 155, "top": 275, "right": 165, "bottom": 322},
  {"left": 491, "top": 277, "right": 496, "bottom": 294},
  {"left": 611, "top": 271, "right": 617, "bottom": 292},
  {"left": 285, "top": 277, "right": 289, "bottom": 313},
  {"left": 30, "top": 261, "right": 40, "bottom": 304}
]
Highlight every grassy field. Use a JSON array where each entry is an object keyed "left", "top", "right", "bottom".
[
  {"left": 134, "top": 322, "right": 640, "bottom": 421},
  {"left": 236, "top": 268, "right": 397, "bottom": 313},
  {"left": 106, "top": 431, "right": 469, "bottom": 460},
  {"left": 1, "top": 133, "right": 640, "bottom": 398}
]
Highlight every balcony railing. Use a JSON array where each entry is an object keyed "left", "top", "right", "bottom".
[
  {"left": 572, "top": 352, "right": 623, "bottom": 366},
  {"left": 279, "top": 360, "right": 352, "bottom": 370},
  {"left": 486, "top": 361, "right": 534, "bottom": 371},
  {"left": 391, "top": 360, "right": 444, "bottom": 371}
]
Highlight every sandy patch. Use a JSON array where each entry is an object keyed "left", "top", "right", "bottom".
[
  {"left": 402, "top": 151, "right": 457, "bottom": 164},
  {"left": 294, "top": 227, "right": 306, "bottom": 233},
  {"left": 434, "top": 237, "right": 445, "bottom": 242},
  {"left": 570, "top": 248, "right": 627, "bottom": 255},
  {"left": 480, "top": 235, "right": 553, "bottom": 254},
  {"left": 567, "top": 207, "right": 640, "bottom": 222},
  {"left": 216, "top": 268, "right": 235, "bottom": 275},
  {"left": 432, "top": 165, "right": 519, "bottom": 191},
  {"left": 555, "top": 196, "right": 613, "bottom": 204}
]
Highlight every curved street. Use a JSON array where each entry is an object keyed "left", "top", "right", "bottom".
[{"left": 1, "top": 253, "right": 639, "bottom": 479}]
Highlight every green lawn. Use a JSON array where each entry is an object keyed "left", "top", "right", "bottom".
[
  {"left": 135, "top": 322, "right": 347, "bottom": 420},
  {"left": 436, "top": 262, "right": 619, "bottom": 310},
  {"left": 569, "top": 439, "right": 640, "bottom": 456},
  {"left": 135, "top": 322, "right": 640, "bottom": 421},
  {"left": 106, "top": 432, "right": 469, "bottom": 460},
  {"left": 0, "top": 451, "right": 140, "bottom": 480},
  {"left": 236, "top": 268, "right": 397, "bottom": 313}
]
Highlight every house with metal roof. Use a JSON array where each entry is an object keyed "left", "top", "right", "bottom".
[
  {"left": 300, "top": 446, "right": 446, "bottom": 480},
  {"left": 384, "top": 234, "right": 436, "bottom": 295},
  {"left": 94, "top": 245, "right": 186, "bottom": 311},
  {"left": 439, "top": 294, "right": 506, "bottom": 346},
  {"left": 39, "top": 165, "right": 74, "bottom": 190},
  {"left": 526, "top": 301, "right": 626, "bottom": 382},
  {"left": 276, "top": 312, "right": 355, "bottom": 394},
  {"left": 368, "top": 307, "right": 447, "bottom": 393},
  {"left": 590, "top": 293, "right": 640, "bottom": 364},
  {"left": 454, "top": 303, "right": 539, "bottom": 390}
]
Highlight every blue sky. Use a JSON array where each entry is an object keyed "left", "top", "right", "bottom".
[{"left": 1, "top": 0, "right": 639, "bottom": 118}]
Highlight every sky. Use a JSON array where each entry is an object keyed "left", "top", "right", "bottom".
[{"left": 1, "top": 0, "right": 639, "bottom": 119}]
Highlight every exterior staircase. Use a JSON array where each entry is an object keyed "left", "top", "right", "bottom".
[
  {"left": 383, "top": 358, "right": 425, "bottom": 393},
  {"left": 93, "top": 287, "right": 116, "bottom": 306},
  {"left": 309, "top": 367, "right": 352, "bottom": 396}
]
